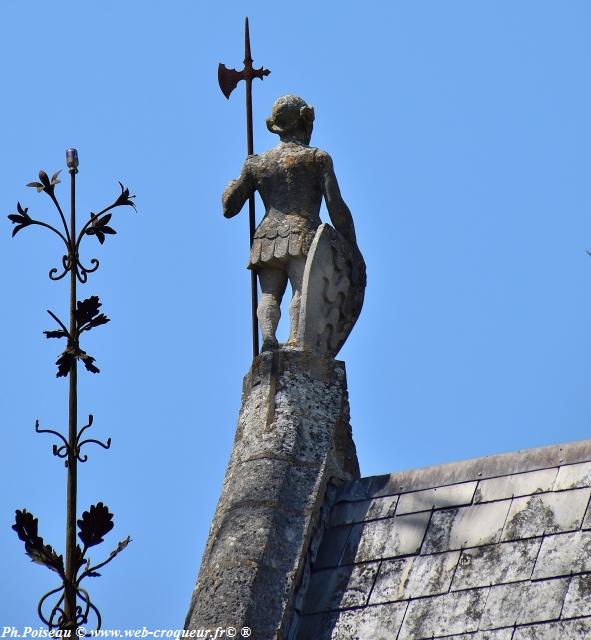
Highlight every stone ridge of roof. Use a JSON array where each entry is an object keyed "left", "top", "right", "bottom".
[{"left": 339, "top": 438, "right": 591, "bottom": 502}]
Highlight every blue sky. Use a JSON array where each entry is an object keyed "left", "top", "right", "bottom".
[{"left": 2, "top": 0, "right": 591, "bottom": 629}]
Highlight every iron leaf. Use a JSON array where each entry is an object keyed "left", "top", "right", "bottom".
[
  {"left": 77, "top": 502, "right": 114, "bottom": 548},
  {"left": 56, "top": 350, "right": 76, "bottom": 377},
  {"left": 76, "top": 296, "right": 110, "bottom": 335},
  {"left": 84, "top": 313, "right": 110, "bottom": 332},
  {"left": 12, "top": 509, "right": 65, "bottom": 576},
  {"left": 44, "top": 329, "right": 69, "bottom": 339},
  {"left": 75, "top": 296, "right": 102, "bottom": 326},
  {"left": 80, "top": 352, "right": 100, "bottom": 374}
]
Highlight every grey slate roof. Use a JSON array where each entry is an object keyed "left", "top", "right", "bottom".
[{"left": 293, "top": 439, "right": 591, "bottom": 639}]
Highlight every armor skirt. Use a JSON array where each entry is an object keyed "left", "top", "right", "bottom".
[{"left": 248, "top": 213, "right": 320, "bottom": 270}]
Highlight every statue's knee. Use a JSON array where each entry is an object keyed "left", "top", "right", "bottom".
[{"left": 260, "top": 292, "right": 280, "bottom": 307}]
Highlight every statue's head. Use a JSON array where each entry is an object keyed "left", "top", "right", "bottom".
[{"left": 266, "top": 95, "right": 315, "bottom": 144}]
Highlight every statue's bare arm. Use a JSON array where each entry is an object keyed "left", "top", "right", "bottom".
[
  {"left": 222, "top": 160, "right": 255, "bottom": 218},
  {"left": 318, "top": 151, "right": 357, "bottom": 245}
]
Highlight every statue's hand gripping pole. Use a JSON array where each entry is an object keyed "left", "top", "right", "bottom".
[{"left": 218, "top": 17, "right": 270, "bottom": 358}]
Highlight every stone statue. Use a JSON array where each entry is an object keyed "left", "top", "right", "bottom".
[{"left": 223, "top": 95, "right": 365, "bottom": 357}]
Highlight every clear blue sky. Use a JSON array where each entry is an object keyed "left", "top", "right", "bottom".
[{"left": 2, "top": 0, "right": 591, "bottom": 629}]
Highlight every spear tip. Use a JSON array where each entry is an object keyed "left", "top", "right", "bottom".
[{"left": 244, "top": 16, "right": 252, "bottom": 64}]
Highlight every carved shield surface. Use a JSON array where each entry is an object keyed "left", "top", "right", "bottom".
[{"left": 296, "top": 224, "right": 366, "bottom": 358}]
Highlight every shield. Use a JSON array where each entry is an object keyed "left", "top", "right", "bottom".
[{"left": 296, "top": 224, "right": 366, "bottom": 358}]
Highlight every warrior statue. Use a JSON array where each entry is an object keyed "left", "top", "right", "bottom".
[{"left": 223, "top": 95, "right": 365, "bottom": 356}]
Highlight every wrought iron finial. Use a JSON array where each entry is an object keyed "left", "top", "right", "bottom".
[{"left": 9, "top": 151, "right": 136, "bottom": 630}]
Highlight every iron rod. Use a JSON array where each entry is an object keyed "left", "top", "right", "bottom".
[
  {"left": 245, "top": 63, "right": 259, "bottom": 357},
  {"left": 63, "top": 165, "right": 78, "bottom": 630}
]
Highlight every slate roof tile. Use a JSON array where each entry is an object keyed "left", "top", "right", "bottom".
[
  {"left": 479, "top": 577, "right": 569, "bottom": 629},
  {"left": 562, "top": 573, "right": 591, "bottom": 618},
  {"left": 451, "top": 538, "right": 540, "bottom": 590},
  {"left": 433, "top": 631, "right": 513, "bottom": 640},
  {"left": 532, "top": 530, "right": 591, "bottom": 579},
  {"left": 330, "top": 495, "right": 399, "bottom": 527},
  {"left": 314, "top": 525, "right": 352, "bottom": 569},
  {"left": 512, "top": 617, "right": 591, "bottom": 639},
  {"left": 501, "top": 488, "right": 590, "bottom": 541},
  {"left": 303, "top": 562, "right": 379, "bottom": 614},
  {"left": 422, "top": 501, "right": 511, "bottom": 553},
  {"left": 298, "top": 602, "right": 408, "bottom": 640},
  {"left": 474, "top": 468, "right": 558, "bottom": 503},
  {"left": 398, "top": 589, "right": 488, "bottom": 639},
  {"left": 583, "top": 499, "right": 591, "bottom": 529},
  {"left": 553, "top": 460, "right": 591, "bottom": 490},
  {"left": 369, "top": 550, "right": 460, "bottom": 604},
  {"left": 342, "top": 512, "right": 430, "bottom": 564},
  {"left": 396, "top": 482, "right": 477, "bottom": 515}
]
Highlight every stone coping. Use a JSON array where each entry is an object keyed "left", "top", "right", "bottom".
[{"left": 339, "top": 438, "right": 591, "bottom": 501}]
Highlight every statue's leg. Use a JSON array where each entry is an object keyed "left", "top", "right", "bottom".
[
  {"left": 286, "top": 256, "right": 307, "bottom": 346},
  {"left": 257, "top": 267, "right": 288, "bottom": 351}
]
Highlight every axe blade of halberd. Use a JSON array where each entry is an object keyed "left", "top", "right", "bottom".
[{"left": 218, "top": 63, "right": 244, "bottom": 100}]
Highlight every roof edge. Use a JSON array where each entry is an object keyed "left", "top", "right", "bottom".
[{"left": 339, "top": 438, "right": 591, "bottom": 501}]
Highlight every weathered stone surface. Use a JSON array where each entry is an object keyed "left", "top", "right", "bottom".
[
  {"left": 303, "top": 562, "right": 379, "bottom": 613},
  {"left": 225, "top": 457, "right": 332, "bottom": 512},
  {"left": 513, "top": 618, "right": 591, "bottom": 639},
  {"left": 553, "top": 460, "right": 591, "bottom": 490},
  {"left": 583, "top": 501, "right": 591, "bottom": 529},
  {"left": 423, "top": 501, "right": 511, "bottom": 553},
  {"left": 297, "top": 223, "right": 366, "bottom": 358},
  {"left": 330, "top": 495, "right": 398, "bottom": 527},
  {"left": 398, "top": 589, "right": 488, "bottom": 639},
  {"left": 531, "top": 530, "right": 591, "bottom": 579},
  {"left": 480, "top": 578, "right": 569, "bottom": 629},
  {"left": 452, "top": 539, "right": 540, "bottom": 590},
  {"left": 342, "top": 512, "right": 431, "bottom": 563},
  {"left": 501, "top": 488, "right": 590, "bottom": 541},
  {"left": 186, "top": 351, "right": 359, "bottom": 639},
  {"left": 563, "top": 574, "right": 591, "bottom": 617},
  {"left": 370, "top": 550, "right": 460, "bottom": 603},
  {"left": 474, "top": 468, "right": 558, "bottom": 503},
  {"left": 396, "top": 482, "right": 477, "bottom": 514}
]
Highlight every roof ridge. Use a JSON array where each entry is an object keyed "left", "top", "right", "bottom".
[{"left": 339, "top": 438, "right": 591, "bottom": 501}]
